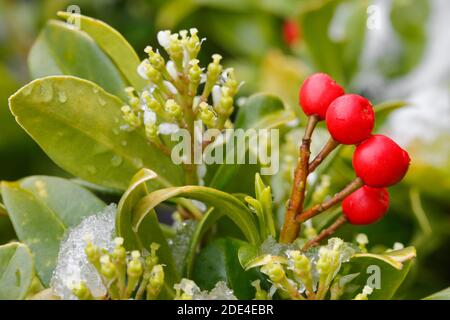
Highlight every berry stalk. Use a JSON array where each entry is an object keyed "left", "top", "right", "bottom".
[
  {"left": 280, "top": 115, "right": 318, "bottom": 243},
  {"left": 302, "top": 215, "right": 347, "bottom": 251},
  {"left": 297, "top": 177, "right": 363, "bottom": 223},
  {"left": 308, "top": 137, "right": 340, "bottom": 173}
]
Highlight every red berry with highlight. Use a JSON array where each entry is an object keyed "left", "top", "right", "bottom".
[
  {"left": 299, "top": 73, "right": 345, "bottom": 120},
  {"left": 326, "top": 94, "right": 375, "bottom": 145},
  {"left": 353, "top": 134, "right": 411, "bottom": 187},
  {"left": 343, "top": 186, "right": 389, "bottom": 225}
]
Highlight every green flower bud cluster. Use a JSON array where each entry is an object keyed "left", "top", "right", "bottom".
[
  {"left": 73, "top": 238, "right": 165, "bottom": 300},
  {"left": 248, "top": 238, "right": 356, "bottom": 300},
  {"left": 260, "top": 259, "right": 303, "bottom": 300},
  {"left": 118, "top": 29, "right": 240, "bottom": 159}
]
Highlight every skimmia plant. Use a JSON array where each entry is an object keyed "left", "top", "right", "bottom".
[{"left": 0, "top": 13, "right": 419, "bottom": 300}]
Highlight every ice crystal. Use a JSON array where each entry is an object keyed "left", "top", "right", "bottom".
[
  {"left": 175, "top": 279, "right": 237, "bottom": 300},
  {"left": 50, "top": 204, "right": 117, "bottom": 300}
]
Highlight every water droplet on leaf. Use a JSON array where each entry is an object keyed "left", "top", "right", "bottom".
[
  {"left": 58, "top": 90, "right": 67, "bottom": 103},
  {"left": 39, "top": 82, "right": 53, "bottom": 102},
  {"left": 110, "top": 155, "right": 123, "bottom": 167},
  {"left": 86, "top": 165, "right": 97, "bottom": 175}
]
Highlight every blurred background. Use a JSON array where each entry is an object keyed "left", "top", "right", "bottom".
[{"left": 0, "top": 0, "right": 448, "bottom": 299}]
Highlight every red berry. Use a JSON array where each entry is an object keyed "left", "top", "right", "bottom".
[
  {"left": 343, "top": 186, "right": 389, "bottom": 225},
  {"left": 283, "top": 20, "right": 299, "bottom": 46},
  {"left": 326, "top": 94, "right": 375, "bottom": 144},
  {"left": 353, "top": 134, "right": 411, "bottom": 187},
  {"left": 299, "top": 73, "right": 344, "bottom": 120}
]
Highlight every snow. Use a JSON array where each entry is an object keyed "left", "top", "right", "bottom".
[{"left": 50, "top": 204, "right": 117, "bottom": 300}]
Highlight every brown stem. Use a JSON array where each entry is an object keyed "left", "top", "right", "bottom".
[
  {"left": 308, "top": 137, "right": 340, "bottom": 173},
  {"left": 302, "top": 215, "right": 347, "bottom": 251},
  {"left": 280, "top": 115, "right": 319, "bottom": 243},
  {"left": 296, "top": 177, "right": 363, "bottom": 223}
]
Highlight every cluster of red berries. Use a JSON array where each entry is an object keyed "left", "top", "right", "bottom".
[{"left": 299, "top": 73, "right": 410, "bottom": 225}]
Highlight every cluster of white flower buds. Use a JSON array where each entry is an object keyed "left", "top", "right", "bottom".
[
  {"left": 120, "top": 29, "right": 240, "bottom": 151},
  {"left": 73, "top": 238, "right": 165, "bottom": 300}
]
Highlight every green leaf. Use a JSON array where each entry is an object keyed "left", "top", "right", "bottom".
[
  {"left": 56, "top": 12, "right": 147, "bottom": 91},
  {"left": 116, "top": 169, "right": 179, "bottom": 290},
  {"left": 28, "top": 20, "right": 127, "bottom": 100},
  {"left": 132, "top": 185, "right": 260, "bottom": 245},
  {"left": 423, "top": 287, "right": 450, "bottom": 300},
  {"left": 192, "top": 238, "right": 264, "bottom": 299},
  {"left": 9, "top": 76, "right": 184, "bottom": 191},
  {"left": 206, "top": 94, "right": 294, "bottom": 193},
  {"left": 185, "top": 207, "right": 214, "bottom": 277},
  {"left": 116, "top": 168, "right": 157, "bottom": 250},
  {"left": 1, "top": 176, "right": 106, "bottom": 286},
  {"left": 343, "top": 246, "right": 416, "bottom": 300},
  {"left": 0, "top": 242, "right": 35, "bottom": 300}
]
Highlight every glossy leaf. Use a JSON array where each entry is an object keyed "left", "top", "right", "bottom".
[
  {"left": 28, "top": 20, "right": 127, "bottom": 100},
  {"left": 132, "top": 185, "right": 260, "bottom": 245},
  {"left": 343, "top": 246, "right": 416, "bottom": 300},
  {"left": 1, "top": 176, "right": 106, "bottom": 285},
  {"left": 0, "top": 242, "right": 35, "bottom": 300},
  {"left": 57, "top": 12, "right": 147, "bottom": 91},
  {"left": 9, "top": 76, "right": 184, "bottom": 191},
  {"left": 423, "top": 287, "right": 450, "bottom": 300},
  {"left": 192, "top": 238, "right": 265, "bottom": 299},
  {"left": 116, "top": 169, "right": 179, "bottom": 289}
]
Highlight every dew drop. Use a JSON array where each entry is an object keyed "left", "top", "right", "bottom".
[
  {"left": 22, "top": 84, "right": 33, "bottom": 96},
  {"left": 110, "top": 155, "right": 123, "bottom": 167},
  {"left": 58, "top": 90, "right": 67, "bottom": 103},
  {"left": 133, "top": 158, "right": 143, "bottom": 168},
  {"left": 39, "top": 82, "right": 53, "bottom": 102},
  {"left": 92, "top": 87, "right": 99, "bottom": 94},
  {"left": 86, "top": 165, "right": 97, "bottom": 175},
  {"left": 97, "top": 96, "right": 106, "bottom": 106}
]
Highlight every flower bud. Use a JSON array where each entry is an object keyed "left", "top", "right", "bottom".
[
  {"left": 198, "top": 102, "right": 217, "bottom": 127},
  {"left": 251, "top": 280, "right": 268, "bottom": 300},
  {"left": 186, "top": 28, "right": 201, "bottom": 59},
  {"left": 112, "top": 237, "right": 126, "bottom": 264},
  {"left": 165, "top": 99, "right": 182, "bottom": 121},
  {"left": 121, "top": 105, "right": 141, "bottom": 129},
  {"left": 261, "top": 261, "right": 286, "bottom": 283},
  {"left": 145, "top": 46, "right": 165, "bottom": 70},
  {"left": 146, "top": 264, "right": 165, "bottom": 300},
  {"left": 71, "top": 282, "right": 94, "bottom": 300},
  {"left": 127, "top": 251, "right": 143, "bottom": 279},
  {"left": 100, "top": 255, "right": 117, "bottom": 279}
]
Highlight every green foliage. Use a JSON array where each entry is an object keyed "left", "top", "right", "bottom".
[
  {"left": 342, "top": 247, "right": 416, "bottom": 299},
  {"left": 0, "top": 3, "right": 444, "bottom": 300},
  {"left": 0, "top": 242, "right": 36, "bottom": 300},
  {"left": 9, "top": 76, "right": 184, "bottom": 191},
  {"left": 116, "top": 169, "right": 179, "bottom": 289},
  {"left": 1, "top": 176, "right": 105, "bottom": 285},
  {"left": 29, "top": 20, "right": 128, "bottom": 100}
]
